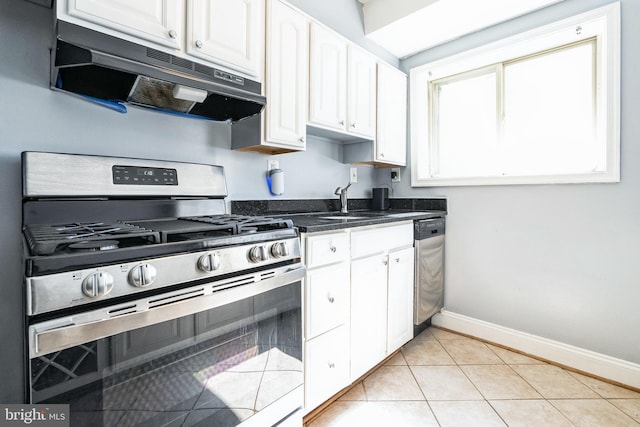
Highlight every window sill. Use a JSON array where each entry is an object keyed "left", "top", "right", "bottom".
[{"left": 411, "top": 171, "right": 620, "bottom": 187}]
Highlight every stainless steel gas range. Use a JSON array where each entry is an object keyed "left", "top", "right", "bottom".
[{"left": 22, "top": 152, "right": 305, "bottom": 427}]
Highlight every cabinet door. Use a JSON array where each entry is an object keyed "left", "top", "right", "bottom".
[
  {"left": 376, "top": 62, "right": 407, "bottom": 165},
  {"left": 188, "top": 0, "right": 264, "bottom": 78},
  {"left": 347, "top": 45, "right": 376, "bottom": 138},
  {"left": 264, "top": 0, "right": 308, "bottom": 149},
  {"left": 309, "top": 22, "right": 347, "bottom": 131},
  {"left": 65, "top": 0, "right": 184, "bottom": 49},
  {"left": 306, "top": 263, "right": 349, "bottom": 339},
  {"left": 387, "top": 246, "right": 415, "bottom": 352},
  {"left": 304, "top": 325, "right": 350, "bottom": 412},
  {"left": 350, "top": 254, "right": 388, "bottom": 381}
]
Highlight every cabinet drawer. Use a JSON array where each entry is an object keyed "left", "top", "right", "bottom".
[
  {"left": 306, "top": 263, "right": 349, "bottom": 339},
  {"left": 351, "top": 222, "right": 413, "bottom": 259},
  {"left": 304, "top": 325, "right": 350, "bottom": 411},
  {"left": 304, "top": 231, "right": 349, "bottom": 268}
]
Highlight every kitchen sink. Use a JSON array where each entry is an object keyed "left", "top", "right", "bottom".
[{"left": 318, "top": 215, "right": 369, "bottom": 220}]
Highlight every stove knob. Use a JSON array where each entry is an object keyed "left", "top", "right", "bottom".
[
  {"left": 248, "top": 245, "right": 269, "bottom": 263},
  {"left": 198, "top": 252, "right": 221, "bottom": 272},
  {"left": 270, "top": 242, "right": 290, "bottom": 258},
  {"left": 82, "top": 272, "right": 114, "bottom": 298},
  {"left": 128, "top": 263, "right": 157, "bottom": 287}
]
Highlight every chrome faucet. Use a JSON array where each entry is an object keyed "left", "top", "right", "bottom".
[{"left": 335, "top": 183, "right": 352, "bottom": 213}]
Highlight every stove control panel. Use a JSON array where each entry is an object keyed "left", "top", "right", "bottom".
[
  {"left": 112, "top": 165, "right": 178, "bottom": 186},
  {"left": 25, "top": 237, "right": 302, "bottom": 316}
]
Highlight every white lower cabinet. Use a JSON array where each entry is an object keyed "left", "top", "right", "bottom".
[
  {"left": 350, "top": 253, "right": 388, "bottom": 380},
  {"left": 304, "top": 324, "right": 350, "bottom": 411},
  {"left": 303, "top": 222, "right": 414, "bottom": 413},
  {"left": 350, "top": 223, "right": 414, "bottom": 382},
  {"left": 306, "top": 263, "right": 349, "bottom": 339},
  {"left": 302, "top": 230, "right": 350, "bottom": 413},
  {"left": 386, "top": 246, "right": 415, "bottom": 352}
]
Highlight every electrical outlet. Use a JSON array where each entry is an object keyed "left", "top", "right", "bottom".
[
  {"left": 391, "top": 168, "right": 401, "bottom": 182},
  {"left": 350, "top": 167, "right": 357, "bottom": 183},
  {"left": 268, "top": 159, "right": 279, "bottom": 171}
]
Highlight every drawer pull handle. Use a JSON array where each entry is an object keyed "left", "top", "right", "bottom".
[
  {"left": 394, "top": 258, "right": 400, "bottom": 263},
  {"left": 328, "top": 296, "right": 335, "bottom": 303},
  {"left": 328, "top": 362, "right": 335, "bottom": 369},
  {"left": 330, "top": 246, "right": 337, "bottom": 253}
]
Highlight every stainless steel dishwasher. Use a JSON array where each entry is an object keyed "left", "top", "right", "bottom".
[{"left": 414, "top": 217, "right": 445, "bottom": 336}]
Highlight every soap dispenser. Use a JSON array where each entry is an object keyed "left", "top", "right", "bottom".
[{"left": 268, "top": 168, "right": 284, "bottom": 195}]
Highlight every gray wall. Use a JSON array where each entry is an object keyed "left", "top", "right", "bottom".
[
  {"left": 382, "top": 0, "right": 640, "bottom": 365},
  {"left": 0, "top": 0, "right": 380, "bottom": 402}
]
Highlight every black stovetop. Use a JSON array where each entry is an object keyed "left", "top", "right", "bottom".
[{"left": 23, "top": 214, "right": 296, "bottom": 276}]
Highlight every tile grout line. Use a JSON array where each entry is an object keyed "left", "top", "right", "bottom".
[
  {"left": 402, "top": 345, "right": 443, "bottom": 426},
  {"left": 436, "top": 335, "right": 512, "bottom": 425}
]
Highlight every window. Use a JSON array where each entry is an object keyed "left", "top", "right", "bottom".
[{"left": 410, "top": 3, "right": 620, "bottom": 187}]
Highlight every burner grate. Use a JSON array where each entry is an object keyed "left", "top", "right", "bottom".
[
  {"left": 25, "top": 222, "right": 161, "bottom": 255},
  {"left": 183, "top": 214, "right": 293, "bottom": 235}
]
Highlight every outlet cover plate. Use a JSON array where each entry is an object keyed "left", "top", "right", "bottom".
[
  {"left": 391, "top": 168, "right": 401, "bottom": 182},
  {"left": 350, "top": 167, "right": 357, "bottom": 183}
]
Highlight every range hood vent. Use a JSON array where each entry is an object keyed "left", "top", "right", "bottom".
[{"left": 51, "top": 21, "right": 266, "bottom": 122}]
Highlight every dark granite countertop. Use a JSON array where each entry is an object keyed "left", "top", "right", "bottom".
[
  {"left": 280, "top": 209, "right": 445, "bottom": 233},
  {"left": 230, "top": 198, "right": 447, "bottom": 233}
]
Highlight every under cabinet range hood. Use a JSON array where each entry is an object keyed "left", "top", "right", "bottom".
[{"left": 51, "top": 21, "right": 266, "bottom": 122}]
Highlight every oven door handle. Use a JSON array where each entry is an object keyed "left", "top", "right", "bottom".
[{"left": 29, "top": 265, "right": 305, "bottom": 358}]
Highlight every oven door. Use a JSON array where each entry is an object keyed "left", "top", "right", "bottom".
[{"left": 27, "top": 265, "right": 305, "bottom": 427}]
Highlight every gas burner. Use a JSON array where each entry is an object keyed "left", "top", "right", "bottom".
[
  {"left": 68, "top": 240, "right": 120, "bottom": 252},
  {"left": 55, "top": 223, "right": 123, "bottom": 239},
  {"left": 183, "top": 215, "right": 293, "bottom": 235},
  {"left": 24, "top": 222, "right": 160, "bottom": 256}
]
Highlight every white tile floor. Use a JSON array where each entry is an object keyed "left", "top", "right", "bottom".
[{"left": 307, "top": 327, "right": 640, "bottom": 427}]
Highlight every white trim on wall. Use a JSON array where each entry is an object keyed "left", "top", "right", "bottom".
[{"left": 432, "top": 310, "right": 640, "bottom": 390}]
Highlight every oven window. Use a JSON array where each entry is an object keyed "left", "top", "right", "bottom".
[{"left": 30, "top": 282, "right": 302, "bottom": 427}]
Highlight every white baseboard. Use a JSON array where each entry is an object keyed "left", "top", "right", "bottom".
[{"left": 432, "top": 310, "right": 640, "bottom": 390}]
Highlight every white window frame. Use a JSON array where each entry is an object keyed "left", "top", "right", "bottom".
[{"left": 409, "top": 2, "right": 620, "bottom": 187}]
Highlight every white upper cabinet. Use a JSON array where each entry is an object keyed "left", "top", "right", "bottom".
[
  {"left": 308, "top": 22, "right": 376, "bottom": 140},
  {"left": 309, "top": 22, "right": 347, "bottom": 132},
  {"left": 376, "top": 61, "right": 408, "bottom": 165},
  {"left": 62, "top": 0, "right": 185, "bottom": 50},
  {"left": 263, "top": 0, "right": 308, "bottom": 151},
  {"left": 59, "top": 0, "right": 265, "bottom": 80},
  {"left": 347, "top": 45, "right": 377, "bottom": 138},
  {"left": 187, "top": 0, "right": 264, "bottom": 78}
]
